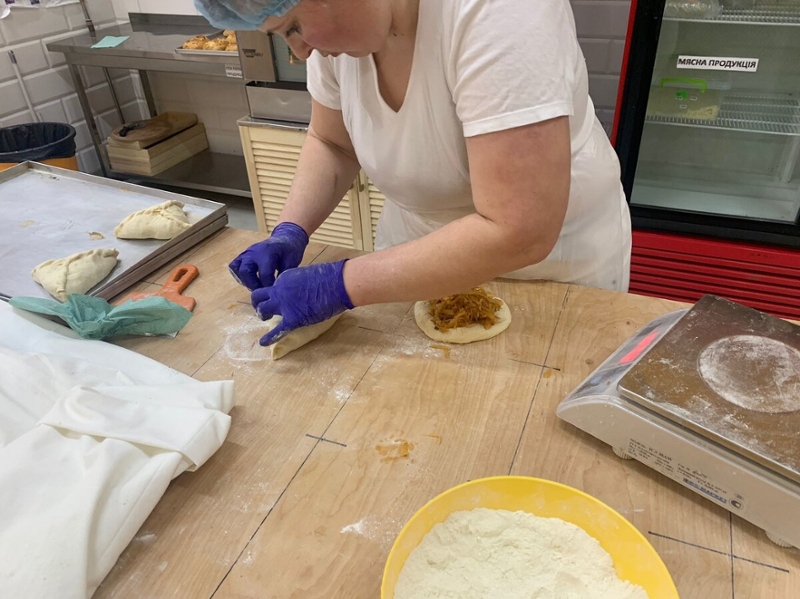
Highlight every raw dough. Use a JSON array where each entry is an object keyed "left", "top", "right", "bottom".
[
  {"left": 414, "top": 297, "right": 511, "bottom": 344},
  {"left": 265, "top": 314, "right": 342, "bottom": 360},
  {"left": 31, "top": 248, "right": 119, "bottom": 302},
  {"left": 699, "top": 335, "right": 800, "bottom": 414},
  {"left": 395, "top": 508, "right": 648, "bottom": 599},
  {"left": 114, "top": 200, "right": 191, "bottom": 240}
]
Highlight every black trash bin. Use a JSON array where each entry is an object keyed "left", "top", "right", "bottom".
[{"left": 0, "top": 122, "right": 78, "bottom": 171}]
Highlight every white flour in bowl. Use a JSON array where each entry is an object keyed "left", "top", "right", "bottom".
[{"left": 394, "top": 508, "right": 648, "bottom": 599}]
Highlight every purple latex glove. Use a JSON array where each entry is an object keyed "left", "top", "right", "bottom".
[
  {"left": 229, "top": 222, "right": 309, "bottom": 290},
  {"left": 251, "top": 260, "right": 354, "bottom": 346}
]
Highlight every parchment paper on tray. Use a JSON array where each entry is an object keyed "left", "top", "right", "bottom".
[{"left": 0, "top": 162, "right": 227, "bottom": 301}]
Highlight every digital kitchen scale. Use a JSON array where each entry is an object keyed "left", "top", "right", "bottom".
[{"left": 557, "top": 295, "right": 800, "bottom": 548}]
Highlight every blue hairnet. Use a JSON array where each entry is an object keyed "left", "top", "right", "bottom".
[{"left": 194, "top": 0, "right": 300, "bottom": 30}]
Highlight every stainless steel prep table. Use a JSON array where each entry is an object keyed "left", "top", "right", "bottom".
[{"left": 46, "top": 13, "right": 250, "bottom": 198}]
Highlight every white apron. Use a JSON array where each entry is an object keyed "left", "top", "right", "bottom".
[{"left": 308, "top": 0, "right": 632, "bottom": 292}]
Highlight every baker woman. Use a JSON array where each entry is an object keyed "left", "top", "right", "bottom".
[{"left": 196, "top": 0, "right": 631, "bottom": 345}]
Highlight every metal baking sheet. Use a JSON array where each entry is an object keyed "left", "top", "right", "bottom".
[
  {"left": 0, "top": 162, "right": 228, "bottom": 301},
  {"left": 175, "top": 48, "right": 237, "bottom": 56}
]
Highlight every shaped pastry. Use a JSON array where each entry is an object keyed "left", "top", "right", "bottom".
[
  {"left": 264, "top": 314, "right": 342, "bottom": 360},
  {"left": 32, "top": 248, "right": 119, "bottom": 302},
  {"left": 114, "top": 200, "right": 191, "bottom": 240}
]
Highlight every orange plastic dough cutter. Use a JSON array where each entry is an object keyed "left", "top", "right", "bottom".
[{"left": 118, "top": 264, "right": 199, "bottom": 311}]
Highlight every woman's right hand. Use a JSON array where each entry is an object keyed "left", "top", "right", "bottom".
[{"left": 229, "top": 222, "right": 310, "bottom": 291}]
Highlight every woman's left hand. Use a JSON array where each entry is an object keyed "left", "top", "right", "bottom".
[{"left": 251, "top": 260, "right": 354, "bottom": 346}]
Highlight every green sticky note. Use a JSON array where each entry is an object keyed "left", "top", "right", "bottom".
[{"left": 91, "top": 36, "right": 130, "bottom": 49}]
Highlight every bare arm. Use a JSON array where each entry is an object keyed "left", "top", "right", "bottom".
[
  {"left": 278, "top": 99, "right": 361, "bottom": 234},
  {"left": 343, "top": 116, "right": 571, "bottom": 305}
]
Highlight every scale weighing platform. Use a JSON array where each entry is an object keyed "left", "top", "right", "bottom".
[{"left": 557, "top": 295, "right": 800, "bottom": 548}]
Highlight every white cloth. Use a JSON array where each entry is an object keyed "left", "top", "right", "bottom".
[
  {"left": 0, "top": 302, "right": 234, "bottom": 599},
  {"left": 307, "top": 0, "right": 631, "bottom": 291}
]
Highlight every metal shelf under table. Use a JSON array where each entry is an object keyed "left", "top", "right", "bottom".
[
  {"left": 109, "top": 150, "right": 251, "bottom": 198},
  {"left": 46, "top": 13, "right": 250, "bottom": 198}
]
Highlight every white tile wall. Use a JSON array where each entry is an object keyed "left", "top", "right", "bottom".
[
  {"left": 571, "top": 0, "right": 633, "bottom": 134},
  {"left": 0, "top": 0, "right": 147, "bottom": 173}
]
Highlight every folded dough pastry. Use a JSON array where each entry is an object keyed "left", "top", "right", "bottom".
[
  {"left": 114, "top": 200, "right": 191, "bottom": 240},
  {"left": 265, "top": 314, "right": 342, "bottom": 360},
  {"left": 32, "top": 248, "right": 119, "bottom": 302}
]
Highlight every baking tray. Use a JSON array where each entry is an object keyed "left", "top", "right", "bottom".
[
  {"left": 175, "top": 48, "right": 237, "bottom": 56},
  {"left": 0, "top": 162, "right": 228, "bottom": 301}
]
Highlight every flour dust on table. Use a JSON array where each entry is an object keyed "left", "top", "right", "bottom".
[{"left": 394, "top": 508, "right": 648, "bottom": 599}]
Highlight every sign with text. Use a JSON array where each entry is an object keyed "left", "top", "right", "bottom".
[{"left": 677, "top": 55, "right": 759, "bottom": 72}]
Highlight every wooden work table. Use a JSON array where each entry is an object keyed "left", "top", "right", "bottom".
[{"left": 101, "top": 227, "right": 799, "bottom": 599}]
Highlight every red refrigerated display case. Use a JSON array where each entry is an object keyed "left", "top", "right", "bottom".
[{"left": 612, "top": 0, "right": 800, "bottom": 319}]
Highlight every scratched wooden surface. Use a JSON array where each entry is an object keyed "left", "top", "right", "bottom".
[{"left": 99, "top": 227, "right": 799, "bottom": 599}]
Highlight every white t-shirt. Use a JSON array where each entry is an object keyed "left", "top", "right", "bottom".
[{"left": 307, "top": 0, "right": 631, "bottom": 291}]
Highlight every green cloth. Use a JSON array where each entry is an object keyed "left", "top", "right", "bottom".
[
  {"left": 91, "top": 36, "right": 129, "bottom": 49},
  {"left": 9, "top": 294, "right": 193, "bottom": 340}
]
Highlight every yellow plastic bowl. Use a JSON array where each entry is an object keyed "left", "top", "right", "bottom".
[{"left": 382, "top": 476, "right": 678, "bottom": 599}]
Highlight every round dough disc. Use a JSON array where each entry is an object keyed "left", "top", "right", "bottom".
[
  {"left": 414, "top": 297, "right": 511, "bottom": 344},
  {"left": 698, "top": 335, "right": 800, "bottom": 414}
]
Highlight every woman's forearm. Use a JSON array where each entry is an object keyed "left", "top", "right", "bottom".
[
  {"left": 278, "top": 127, "right": 361, "bottom": 235},
  {"left": 343, "top": 212, "right": 552, "bottom": 306}
]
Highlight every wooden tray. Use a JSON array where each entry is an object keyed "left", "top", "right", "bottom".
[
  {"left": 108, "top": 123, "right": 209, "bottom": 176},
  {"left": 109, "top": 112, "right": 198, "bottom": 150}
]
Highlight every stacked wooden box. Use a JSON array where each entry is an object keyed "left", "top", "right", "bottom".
[{"left": 107, "top": 112, "right": 209, "bottom": 176}]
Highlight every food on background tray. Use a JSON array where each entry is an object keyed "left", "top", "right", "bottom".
[
  {"left": 181, "top": 36, "right": 208, "bottom": 50},
  {"left": 181, "top": 32, "right": 237, "bottom": 52},
  {"left": 203, "top": 38, "right": 229, "bottom": 51}
]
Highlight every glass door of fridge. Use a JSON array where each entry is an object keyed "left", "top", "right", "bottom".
[{"left": 630, "top": 1, "right": 800, "bottom": 225}]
